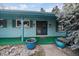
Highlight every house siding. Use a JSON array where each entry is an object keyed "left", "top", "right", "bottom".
[{"left": 0, "top": 18, "right": 66, "bottom": 38}]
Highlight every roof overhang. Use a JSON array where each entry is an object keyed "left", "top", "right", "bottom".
[{"left": 0, "top": 10, "right": 57, "bottom": 20}]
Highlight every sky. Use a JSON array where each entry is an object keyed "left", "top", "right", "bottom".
[{"left": 0, "top": 3, "right": 63, "bottom": 12}]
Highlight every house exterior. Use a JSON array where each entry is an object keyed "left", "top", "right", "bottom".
[{"left": 0, "top": 10, "right": 66, "bottom": 45}]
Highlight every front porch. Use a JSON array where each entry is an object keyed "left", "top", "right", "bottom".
[{"left": 0, "top": 37, "right": 56, "bottom": 45}]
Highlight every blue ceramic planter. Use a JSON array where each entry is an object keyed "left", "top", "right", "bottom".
[
  {"left": 26, "top": 38, "right": 36, "bottom": 49},
  {"left": 55, "top": 39, "right": 65, "bottom": 48}
]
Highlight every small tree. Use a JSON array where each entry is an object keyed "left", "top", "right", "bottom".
[{"left": 52, "top": 6, "right": 60, "bottom": 16}]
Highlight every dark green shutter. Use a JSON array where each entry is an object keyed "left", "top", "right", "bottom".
[
  {"left": 30, "top": 21, "right": 33, "bottom": 27},
  {"left": 3, "top": 20, "right": 7, "bottom": 28},
  {"left": 12, "top": 20, "right": 16, "bottom": 27}
]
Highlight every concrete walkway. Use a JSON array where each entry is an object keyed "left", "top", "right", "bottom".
[
  {"left": 40, "top": 44, "right": 79, "bottom": 56},
  {"left": 41, "top": 44, "right": 67, "bottom": 56}
]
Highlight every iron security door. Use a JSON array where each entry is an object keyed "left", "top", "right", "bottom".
[{"left": 36, "top": 21, "right": 47, "bottom": 35}]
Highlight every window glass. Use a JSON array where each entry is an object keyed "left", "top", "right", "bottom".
[
  {"left": 23, "top": 21, "right": 30, "bottom": 27},
  {"left": 0, "top": 20, "right": 7, "bottom": 28},
  {"left": 15, "top": 20, "right": 30, "bottom": 28},
  {"left": 16, "top": 20, "right": 21, "bottom": 27}
]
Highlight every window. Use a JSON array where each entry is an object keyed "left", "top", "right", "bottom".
[
  {"left": 16, "top": 20, "right": 21, "bottom": 27},
  {"left": 58, "top": 25, "right": 64, "bottom": 31},
  {"left": 23, "top": 20, "right": 30, "bottom": 28},
  {"left": 56, "top": 21, "right": 64, "bottom": 32},
  {"left": 0, "top": 19, "right": 7, "bottom": 28},
  {"left": 12, "top": 19, "right": 30, "bottom": 28}
]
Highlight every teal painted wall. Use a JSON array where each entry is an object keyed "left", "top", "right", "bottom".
[{"left": 0, "top": 19, "right": 66, "bottom": 38}]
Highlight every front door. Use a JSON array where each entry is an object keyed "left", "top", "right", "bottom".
[{"left": 36, "top": 21, "right": 47, "bottom": 35}]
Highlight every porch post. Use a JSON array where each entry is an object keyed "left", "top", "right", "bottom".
[{"left": 21, "top": 19, "right": 24, "bottom": 42}]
